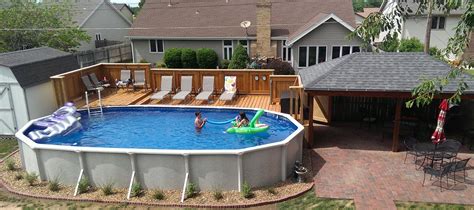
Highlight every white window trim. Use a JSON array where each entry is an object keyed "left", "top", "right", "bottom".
[
  {"left": 332, "top": 45, "right": 360, "bottom": 59},
  {"left": 222, "top": 40, "right": 234, "bottom": 60},
  {"left": 149, "top": 39, "right": 164, "bottom": 54},
  {"left": 281, "top": 41, "right": 292, "bottom": 63},
  {"left": 297, "top": 45, "right": 328, "bottom": 68}
]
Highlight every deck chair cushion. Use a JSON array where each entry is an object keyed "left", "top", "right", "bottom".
[{"left": 133, "top": 70, "right": 146, "bottom": 86}]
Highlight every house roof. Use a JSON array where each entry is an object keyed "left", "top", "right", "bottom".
[
  {"left": 129, "top": 0, "right": 356, "bottom": 39},
  {"left": 0, "top": 47, "right": 79, "bottom": 88},
  {"left": 355, "top": 7, "right": 379, "bottom": 18},
  {"left": 71, "top": 0, "right": 132, "bottom": 27},
  {"left": 113, "top": 3, "right": 133, "bottom": 14},
  {"left": 297, "top": 52, "right": 474, "bottom": 94}
]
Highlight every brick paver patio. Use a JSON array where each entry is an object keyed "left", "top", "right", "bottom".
[{"left": 311, "top": 123, "right": 474, "bottom": 210}]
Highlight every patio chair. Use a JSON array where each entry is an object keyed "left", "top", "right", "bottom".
[
  {"left": 195, "top": 76, "right": 214, "bottom": 101},
  {"left": 150, "top": 76, "right": 173, "bottom": 100},
  {"left": 403, "top": 137, "right": 423, "bottom": 164},
  {"left": 89, "top": 73, "right": 110, "bottom": 89},
  {"left": 116, "top": 70, "right": 131, "bottom": 89},
  {"left": 132, "top": 70, "right": 146, "bottom": 91},
  {"left": 173, "top": 76, "right": 193, "bottom": 100},
  {"left": 422, "top": 161, "right": 456, "bottom": 191},
  {"left": 219, "top": 76, "right": 237, "bottom": 101},
  {"left": 452, "top": 158, "right": 470, "bottom": 183},
  {"left": 437, "top": 139, "right": 462, "bottom": 161},
  {"left": 81, "top": 75, "right": 103, "bottom": 93}
]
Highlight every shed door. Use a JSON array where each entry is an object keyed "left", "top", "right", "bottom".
[{"left": 0, "top": 85, "right": 17, "bottom": 135}]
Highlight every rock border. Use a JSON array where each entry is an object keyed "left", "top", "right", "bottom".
[{"left": 0, "top": 150, "right": 314, "bottom": 208}]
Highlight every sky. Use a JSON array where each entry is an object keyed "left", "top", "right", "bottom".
[{"left": 110, "top": 0, "right": 140, "bottom": 6}]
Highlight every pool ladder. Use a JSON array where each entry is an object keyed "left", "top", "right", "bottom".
[{"left": 85, "top": 89, "right": 103, "bottom": 117}]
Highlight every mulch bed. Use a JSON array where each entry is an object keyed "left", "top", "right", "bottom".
[{"left": 0, "top": 150, "right": 314, "bottom": 208}]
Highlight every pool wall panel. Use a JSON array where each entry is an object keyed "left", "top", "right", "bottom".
[
  {"left": 84, "top": 153, "right": 132, "bottom": 187},
  {"left": 242, "top": 146, "right": 281, "bottom": 188},
  {"left": 19, "top": 141, "right": 41, "bottom": 177},
  {"left": 188, "top": 155, "right": 238, "bottom": 190},
  {"left": 39, "top": 150, "right": 80, "bottom": 185},
  {"left": 135, "top": 154, "right": 185, "bottom": 189},
  {"left": 285, "top": 132, "right": 303, "bottom": 177}
]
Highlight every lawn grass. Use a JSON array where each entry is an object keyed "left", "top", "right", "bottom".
[
  {"left": 277, "top": 191, "right": 354, "bottom": 210},
  {"left": 396, "top": 201, "right": 474, "bottom": 210},
  {"left": 467, "top": 69, "right": 474, "bottom": 76},
  {"left": 0, "top": 136, "right": 18, "bottom": 159}
]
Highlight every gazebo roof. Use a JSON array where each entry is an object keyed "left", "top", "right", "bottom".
[{"left": 297, "top": 52, "right": 474, "bottom": 95}]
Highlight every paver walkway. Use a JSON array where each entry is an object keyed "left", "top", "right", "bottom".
[{"left": 311, "top": 123, "right": 474, "bottom": 210}]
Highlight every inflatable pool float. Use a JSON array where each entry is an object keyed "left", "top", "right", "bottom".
[{"left": 226, "top": 110, "right": 269, "bottom": 134}]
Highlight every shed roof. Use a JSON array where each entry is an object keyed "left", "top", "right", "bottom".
[
  {"left": 297, "top": 52, "right": 474, "bottom": 95},
  {"left": 0, "top": 47, "right": 79, "bottom": 88}
]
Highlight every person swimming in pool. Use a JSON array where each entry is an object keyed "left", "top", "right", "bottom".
[
  {"left": 235, "top": 111, "right": 249, "bottom": 128},
  {"left": 194, "top": 111, "right": 207, "bottom": 129}
]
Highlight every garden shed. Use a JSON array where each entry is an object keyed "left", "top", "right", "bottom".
[{"left": 0, "top": 47, "right": 79, "bottom": 135}]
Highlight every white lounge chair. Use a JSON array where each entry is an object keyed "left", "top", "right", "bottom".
[
  {"left": 150, "top": 76, "right": 172, "bottom": 100},
  {"left": 116, "top": 70, "right": 131, "bottom": 89},
  {"left": 133, "top": 70, "right": 146, "bottom": 90},
  {"left": 219, "top": 76, "right": 237, "bottom": 101},
  {"left": 195, "top": 76, "right": 214, "bottom": 101},
  {"left": 173, "top": 76, "right": 193, "bottom": 100}
]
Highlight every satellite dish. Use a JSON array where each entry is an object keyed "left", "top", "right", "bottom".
[{"left": 240, "top": 21, "right": 251, "bottom": 29}]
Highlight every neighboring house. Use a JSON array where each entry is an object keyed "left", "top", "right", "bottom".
[
  {"left": 0, "top": 47, "right": 79, "bottom": 135},
  {"left": 355, "top": 7, "right": 379, "bottom": 26},
  {"left": 379, "top": 0, "right": 467, "bottom": 51},
  {"left": 113, "top": 3, "right": 134, "bottom": 23},
  {"left": 43, "top": 0, "right": 133, "bottom": 51},
  {"left": 128, "top": 0, "right": 364, "bottom": 69}
]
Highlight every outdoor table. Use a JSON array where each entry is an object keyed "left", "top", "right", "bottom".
[{"left": 414, "top": 142, "right": 453, "bottom": 169}]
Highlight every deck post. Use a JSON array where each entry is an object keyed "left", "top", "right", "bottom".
[
  {"left": 392, "top": 99, "right": 402, "bottom": 152},
  {"left": 308, "top": 93, "right": 314, "bottom": 148}
]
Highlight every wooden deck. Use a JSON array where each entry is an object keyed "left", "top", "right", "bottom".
[{"left": 81, "top": 90, "right": 280, "bottom": 112}]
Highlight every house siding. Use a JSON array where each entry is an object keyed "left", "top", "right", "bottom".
[
  {"left": 78, "top": 3, "right": 131, "bottom": 51},
  {"left": 291, "top": 21, "right": 364, "bottom": 68},
  {"left": 25, "top": 81, "right": 57, "bottom": 120},
  {"left": 132, "top": 40, "right": 253, "bottom": 64}
]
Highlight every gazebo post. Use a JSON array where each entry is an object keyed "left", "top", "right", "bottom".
[
  {"left": 307, "top": 93, "right": 314, "bottom": 148},
  {"left": 392, "top": 99, "right": 402, "bottom": 152}
]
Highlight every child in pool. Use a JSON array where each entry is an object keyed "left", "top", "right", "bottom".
[
  {"left": 194, "top": 111, "right": 207, "bottom": 129},
  {"left": 235, "top": 112, "right": 249, "bottom": 128}
]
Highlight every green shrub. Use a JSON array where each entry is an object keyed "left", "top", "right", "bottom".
[
  {"left": 181, "top": 48, "right": 198, "bottom": 68},
  {"left": 163, "top": 48, "right": 182, "bottom": 68},
  {"left": 241, "top": 182, "right": 254, "bottom": 199},
  {"left": 25, "top": 172, "right": 38, "bottom": 186},
  {"left": 379, "top": 34, "right": 399, "bottom": 52},
  {"left": 48, "top": 178, "right": 60, "bottom": 192},
  {"left": 152, "top": 189, "right": 165, "bottom": 200},
  {"left": 186, "top": 182, "right": 198, "bottom": 198},
  {"left": 5, "top": 159, "right": 15, "bottom": 171},
  {"left": 100, "top": 182, "right": 114, "bottom": 196},
  {"left": 14, "top": 173, "right": 23, "bottom": 180},
  {"left": 266, "top": 58, "right": 295, "bottom": 75},
  {"left": 429, "top": 47, "right": 443, "bottom": 59},
  {"left": 139, "top": 58, "right": 148, "bottom": 63},
  {"left": 220, "top": 59, "right": 230, "bottom": 69},
  {"left": 228, "top": 44, "right": 249, "bottom": 69},
  {"left": 213, "top": 189, "right": 223, "bottom": 200},
  {"left": 399, "top": 37, "right": 424, "bottom": 52},
  {"left": 77, "top": 176, "right": 90, "bottom": 194},
  {"left": 156, "top": 60, "right": 167, "bottom": 68},
  {"left": 267, "top": 187, "right": 277, "bottom": 195},
  {"left": 130, "top": 181, "right": 143, "bottom": 197},
  {"left": 196, "top": 48, "right": 218, "bottom": 69}
]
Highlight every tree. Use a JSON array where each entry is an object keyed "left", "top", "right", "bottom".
[
  {"left": 0, "top": 1, "right": 90, "bottom": 53},
  {"left": 398, "top": 37, "right": 424, "bottom": 52},
  {"left": 228, "top": 44, "right": 249, "bottom": 69},
  {"left": 353, "top": 0, "right": 365, "bottom": 12},
  {"left": 350, "top": 0, "right": 473, "bottom": 107},
  {"left": 379, "top": 34, "right": 399, "bottom": 52}
]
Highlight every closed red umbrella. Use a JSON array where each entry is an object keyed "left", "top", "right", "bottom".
[{"left": 431, "top": 99, "right": 449, "bottom": 144}]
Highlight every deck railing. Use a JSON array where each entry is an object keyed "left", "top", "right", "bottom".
[{"left": 269, "top": 75, "right": 304, "bottom": 123}]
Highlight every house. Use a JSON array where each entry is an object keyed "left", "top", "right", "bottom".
[
  {"left": 43, "top": 0, "right": 133, "bottom": 51},
  {"left": 113, "top": 3, "right": 134, "bottom": 23},
  {"left": 128, "top": 0, "right": 364, "bottom": 69},
  {"left": 378, "top": 0, "right": 468, "bottom": 51},
  {"left": 355, "top": 7, "right": 379, "bottom": 26},
  {"left": 0, "top": 47, "right": 79, "bottom": 135}
]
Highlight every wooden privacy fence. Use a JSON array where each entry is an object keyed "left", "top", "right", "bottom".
[
  {"left": 51, "top": 63, "right": 151, "bottom": 106},
  {"left": 75, "top": 43, "right": 132, "bottom": 67},
  {"left": 150, "top": 68, "right": 274, "bottom": 95},
  {"left": 269, "top": 75, "right": 300, "bottom": 104}
]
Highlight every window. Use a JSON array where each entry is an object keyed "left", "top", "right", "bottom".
[
  {"left": 149, "top": 40, "right": 164, "bottom": 53},
  {"left": 332, "top": 46, "right": 360, "bottom": 59},
  {"left": 298, "top": 46, "right": 327, "bottom": 68},
  {"left": 223, "top": 40, "right": 233, "bottom": 60},
  {"left": 95, "top": 33, "right": 101, "bottom": 41},
  {"left": 238, "top": 40, "right": 248, "bottom": 52},
  {"left": 431, "top": 16, "right": 445, "bottom": 29},
  {"left": 282, "top": 40, "right": 292, "bottom": 62}
]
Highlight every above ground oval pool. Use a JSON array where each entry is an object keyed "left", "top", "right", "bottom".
[{"left": 16, "top": 106, "right": 304, "bottom": 192}]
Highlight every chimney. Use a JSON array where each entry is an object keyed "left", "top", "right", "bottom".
[{"left": 256, "top": 0, "right": 272, "bottom": 58}]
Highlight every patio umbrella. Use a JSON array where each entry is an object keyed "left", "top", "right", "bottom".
[{"left": 431, "top": 99, "right": 449, "bottom": 144}]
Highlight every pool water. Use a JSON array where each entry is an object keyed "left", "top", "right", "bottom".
[{"left": 35, "top": 107, "right": 298, "bottom": 150}]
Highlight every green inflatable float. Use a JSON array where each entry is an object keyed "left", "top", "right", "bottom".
[{"left": 226, "top": 109, "right": 269, "bottom": 134}]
